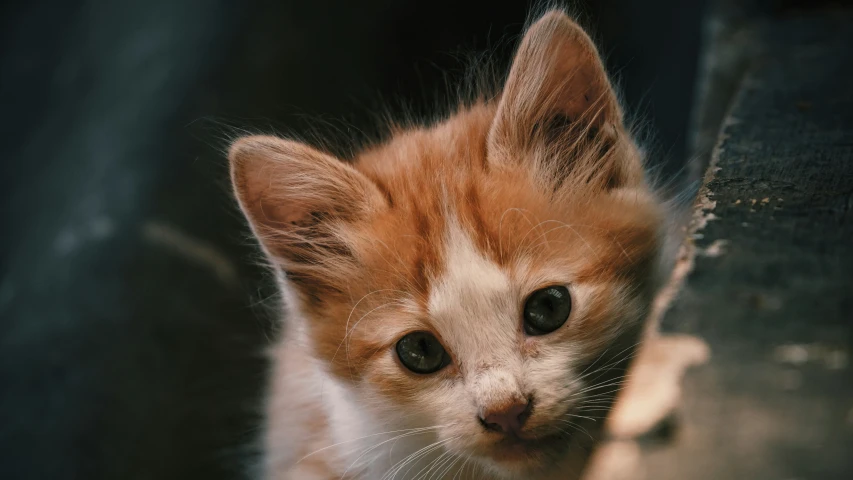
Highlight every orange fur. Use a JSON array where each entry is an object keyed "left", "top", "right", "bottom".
[{"left": 230, "top": 10, "right": 668, "bottom": 480}]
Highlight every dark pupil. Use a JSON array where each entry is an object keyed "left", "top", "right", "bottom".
[
  {"left": 524, "top": 286, "right": 572, "bottom": 335},
  {"left": 396, "top": 332, "right": 447, "bottom": 374}
]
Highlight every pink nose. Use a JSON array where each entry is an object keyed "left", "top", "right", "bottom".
[{"left": 480, "top": 399, "right": 532, "bottom": 435}]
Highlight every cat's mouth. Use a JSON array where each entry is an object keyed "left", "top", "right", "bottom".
[{"left": 484, "top": 429, "right": 574, "bottom": 466}]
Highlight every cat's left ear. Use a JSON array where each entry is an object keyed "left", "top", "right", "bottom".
[{"left": 488, "top": 10, "right": 641, "bottom": 188}]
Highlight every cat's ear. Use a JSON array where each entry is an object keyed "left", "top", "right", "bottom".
[
  {"left": 488, "top": 11, "right": 640, "bottom": 189},
  {"left": 229, "top": 135, "right": 387, "bottom": 293}
]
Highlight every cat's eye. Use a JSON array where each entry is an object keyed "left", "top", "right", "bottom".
[
  {"left": 395, "top": 331, "right": 450, "bottom": 374},
  {"left": 523, "top": 286, "right": 572, "bottom": 335}
]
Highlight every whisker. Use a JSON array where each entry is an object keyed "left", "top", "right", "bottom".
[
  {"left": 402, "top": 437, "right": 457, "bottom": 480},
  {"left": 331, "top": 288, "right": 410, "bottom": 368},
  {"left": 295, "top": 425, "right": 444, "bottom": 463},
  {"left": 339, "top": 426, "right": 451, "bottom": 479},
  {"left": 451, "top": 456, "right": 468, "bottom": 480},
  {"left": 435, "top": 453, "right": 463, "bottom": 480},
  {"left": 381, "top": 436, "right": 458, "bottom": 480},
  {"left": 344, "top": 300, "right": 406, "bottom": 372}
]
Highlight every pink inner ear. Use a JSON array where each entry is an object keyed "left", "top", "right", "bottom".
[
  {"left": 228, "top": 134, "right": 389, "bottom": 266},
  {"left": 232, "top": 155, "right": 300, "bottom": 227},
  {"left": 548, "top": 32, "right": 621, "bottom": 127},
  {"left": 489, "top": 11, "right": 622, "bottom": 160},
  {"left": 232, "top": 136, "right": 357, "bottom": 226}
]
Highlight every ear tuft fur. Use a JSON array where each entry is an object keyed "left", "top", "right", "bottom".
[{"left": 488, "top": 10, "right": 643, "bottom": 191}]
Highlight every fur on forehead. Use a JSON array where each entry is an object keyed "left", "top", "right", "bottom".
[
  {"left": 230, "top": 105, "right": 661, "bottom": 380},
  {"left": 228, "top": 10, "right": 665, "bottom": 381}
]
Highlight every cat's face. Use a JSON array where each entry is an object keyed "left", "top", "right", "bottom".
[
  {"left": 318, "top": 158, "right": 658, "bottom": 476},
  {"left": 231, "top": 11, "right": 665, "bottom": 478}
]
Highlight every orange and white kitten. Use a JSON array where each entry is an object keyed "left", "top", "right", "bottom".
[{"left": 230, "top": 10, "right": 668, "bottom": 480}]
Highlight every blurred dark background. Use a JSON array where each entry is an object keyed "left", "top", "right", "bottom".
[{"left": 3, "top": 1, "right": 843, "bottom": 479}]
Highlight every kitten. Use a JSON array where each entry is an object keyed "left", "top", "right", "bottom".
[{"left": 230, "top": 9, "right": 669, "bottom": 480}]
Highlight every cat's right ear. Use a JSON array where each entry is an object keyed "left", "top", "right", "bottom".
[{"left": 229, "top": 135, "right": 387, "bottom": 291}]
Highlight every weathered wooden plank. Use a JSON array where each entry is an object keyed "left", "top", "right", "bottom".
[{"left": 649, "top": 10, "right": 853, "bottom": 480}]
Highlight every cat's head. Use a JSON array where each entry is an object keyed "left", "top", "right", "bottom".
[{"left": 231, "top": 10, "right": 666, "bottom": 478}]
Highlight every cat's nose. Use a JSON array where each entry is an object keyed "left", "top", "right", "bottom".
[{"left": 479, "top": 399, "right": 532, "bottom": 435}]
